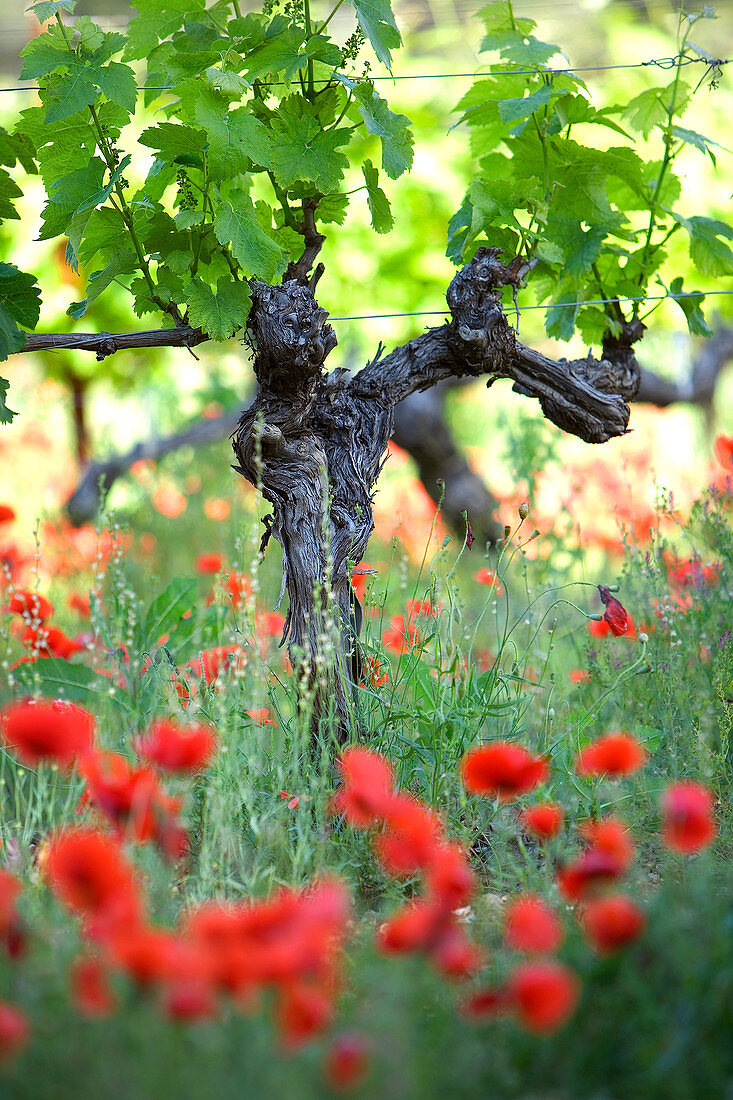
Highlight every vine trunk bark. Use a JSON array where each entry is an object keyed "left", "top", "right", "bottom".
[{"left": 232, "top": 247, "right": 642, "bottom": 741}]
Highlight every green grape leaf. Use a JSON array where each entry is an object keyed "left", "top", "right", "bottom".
[
  {"left": 185, "top": 275, "right": 251, "bottom": 341},
  {"left": 67, "top": 247, "right": 137, "bottom": 318},
  {"left": 336, "top": 76, "right": 413, "bottom": 179},
  {"left": 43, "top": 63, "right": 99, "bottom": 124},
  {"left": 193, "top": 90, "right": 273, "bottom": 179},
  {"left": 0, "top": 377, "right": 16, "bottom": 425},
  {"left": 446, "top": 195, "right": 472, "bottom": 264},
  {"left": 669, "top": 276, "right": 712, "bottom": 337},
  {"left": 38, "top": 158, "right": 105, "bottom": 240},
  {"left": 362, "top": 160, "right": 393, "bottom": 233},
  {"left": 18, "top": 102, "right": 126, "bottom": 190},
  {"left": 213, "top": 191, "right": 286, "bottom": 281},
  {"left": 0, "top": 263, "right": 41, "bottom": 361},
  {"left": 244, "top": 26, "right": 339, "bottom": 84},
  {"left": 672, "top": 213, "right": 733, "bottom": 278},
  {"left": 269, "top": 97, "right": 350, "bottom": 191},
  {"left": 138, "top": 122, "right": 207, "bottom": 163},
  {"left": 125, "top": 0, "right": 207, "bottom": 60},
  {"left": 498, "top": 84, "right": 554, "bottom": 124},
  {"left": 670, "top": 125, "right": 724, "bottom": 167},
  {"left": 348, "top": 0, "right": 402, "bottom": 71},
  {"left": 19, "top": 26, "right": 71, "bottom": 81},
  {"left": 27, "top": 0, "right": 76, "bottom": 21},
  {"left": 0, "top": 170, "right": 23, "bottom": 222},
  {"left": 96, "top": 61, "right": 137, "bottom": 113}
]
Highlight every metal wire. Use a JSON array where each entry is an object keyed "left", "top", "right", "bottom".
[
  {"left": 0, "top": 52, "right": 728, "bottom": 93},
  {"left": 327, "top": 289, "right": 733, "bottom": 322}
]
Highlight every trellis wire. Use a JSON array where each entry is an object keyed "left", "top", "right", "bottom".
[
  {"left": 328, "top": 289, "right": 733, "bottom": 322},
  {"left": 0, "top": 52, "right": 728, "bottom": 93}
]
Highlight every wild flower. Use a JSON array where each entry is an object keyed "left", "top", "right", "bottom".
[
  {"left": 597, "top": 586, "right": 630, "bottom": 637},
  {"left": 134, "top": 719, "right": 217, "bottom": 773},
  {"left": 4, "top": 589, "right": 53, "bottom": 620},
  {"left": 195, "top": 552, "right": 223, "bottom": 574},
  {"left": 474, "top": 568, "right": 504, "bottom": 594},
  {"left": 0, "top": 870, "right": 25, "bottom": 959},
  {"left": 0, "top": 1002, "right": 29, "bottom": 1063},
  {"left": 0, "top": 700, "right": 94, "bottom": 770},
  {"left": 43, "top": 827, "right": 144, "bottom": 937},
  {"left": 557, "top": 817, "right": 635, "bottom": 901},
  {"left": 575, "top": 731, "right": 648, "bottom": 778},
  {"left": 505, "top": 895, "right": 564, "bottom": 954},
  {"left": 661, "top": 781, "right": 717, "bottom": 854},
  {"left": 323, "top": 1033, "right": 370, "bottom": 1093},
  {"left": 461, "top": 741, "right": 548, "bottom": 802},
  {"left": 519, "top": 803, "right": 564, "bottom": 840},
  {"left": 508, "top": 960, "right": 580, "bottom": 1034},
  {"left": 581, "top": 894, "right": 646, "bottom": 954},
  {"left": 332, "top": 747, "right": 396, "bottom": 827},
  {"left": 69, "top": 955, "right": 118, "bottom": 1017}
]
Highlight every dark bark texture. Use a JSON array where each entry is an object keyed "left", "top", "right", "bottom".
[{"left": 231, "top": 247, "right": 641, "bottom": 737}]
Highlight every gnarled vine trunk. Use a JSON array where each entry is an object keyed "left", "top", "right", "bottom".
[{"left": 232, "top": 247, "right": 642, "bottom": 740}]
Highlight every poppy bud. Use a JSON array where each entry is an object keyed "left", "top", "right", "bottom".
[{"left": 518, "top": 501, "right": 530, "bottom": 520}]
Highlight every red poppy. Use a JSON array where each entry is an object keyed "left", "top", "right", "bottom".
[
  {"left": 431, "top": 922, "right": 486, "bottom": 980},
  {"left": 332, "top": 746, "right": 396, "bottom": 827},
  {"left": 373, "top": 795, "right": 443, "bottom": 877},
  {"left": 5, "top": 589, "right": 53, "bottom": 620},
  {"left": 461, "top": 741, "right": 548, "bottom": 802},
  {"left": 581, "top": 894, "right": 646, "bottom": 954},
  {"left": 382, "top": 614, "right": 420, "bottom": 655},
  {"left": 68, "top": 591, "right": 92, "bottom": 618},
  {"left": 246, "top": 707, "right": 276, "bottom": 727},
  {"left": 364, "top": 655, "right": 389, "bottom": 688},
  {"left": 1, "top": 700, "right": 94, "bottom": 770},
  {"left": 0, "top": 505, "right": 15, "bottom": 525},
  {"left": 474, "top": 568, "right": 505, "bottom": 594},
  {"left": 579, "top": 817, "right": 636, "bottom": 867},
  {"left": 186, "top": 645, "right": 246, "bottom": 683},
  {"left": 713, "top": 433, "right": 733, "bottom": 470},
  {"left": 661, "top": 781, "right": 717, "bottom": 854},
  {"left": 0, "top": 1002, "right": 29, "bottom": 1063},
  {"left": 195, "top": 552, "right": 223, "bottom": 574},
  {"left": 44, "top": 827, "right": 143, "bottom": 933},
  {"left": 424, "top": 842, "right": 475, "bottom": 910},
  {"left": 79, "top": 752, "right": 184, "bottom": 854},
  {"left": 505, "top": 895, "right": 564, "bottom": 954},
  {"left": 21, "top": 624, "right": 84, "bottom": 659},
  {"left": 377, "top": 899, "right": 446, "bottom": 954},
  {"left": 135, "top": 719, "right": 217, "bottom": 773},
  {"left": 223, "top": 572, "right": 251, "bottom": 607},
  {"left": 405, "top": 598, "right": 436, "bottom": 619},
  {"left": 350, "top": 564, "right": 373, "bottom": 601},
  {"left": 164, "top": 978, "right": 217, "bottom": 1022},
  {"left": 460, "top": 986, "right": 508, "bottom": 1021},
  {"left": 258, "top": 611, "right": 286, "bottom": 639},
  {"left": 519, "top": 802, "right": 564, "bottom": 840},
  {"left": 575, "top": 731, "right": 648, "bottom": 778},
  {"left": 324, "top": 1033, "right": 370, "bottom": 1093},
  {"left": 204, "top": 497, "right": 230, "bottom": 521},
  {"left": 557, "top": 817, "right": 635, "bottom": 901},
  {"left": 70, "top": 955, "right": 118, "bottom": 1017},
  {"left": 108, "top": 926, "right": 185, "bottom": 987},
  {"left": 152, "top": 485, "right": 187, "bottom": 518},
  {"left": 568, "top": 669, "right": 590, "bottom": 685},
  {"left": 276, "top": 982, "right": 332, "bottom": 1047},
  {"left": 0, "top": 870, "right": 25, "bottom": 959},
  {"left": 508, "top": 961, "right": 580, "bottom": 1034},
  {"left": 597, "top": 586, "right": 629, "bottom": 637}
]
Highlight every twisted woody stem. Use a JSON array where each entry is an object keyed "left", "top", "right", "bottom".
[{"left": 232, "top": 246, "right": 641, "bottom": 740}]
